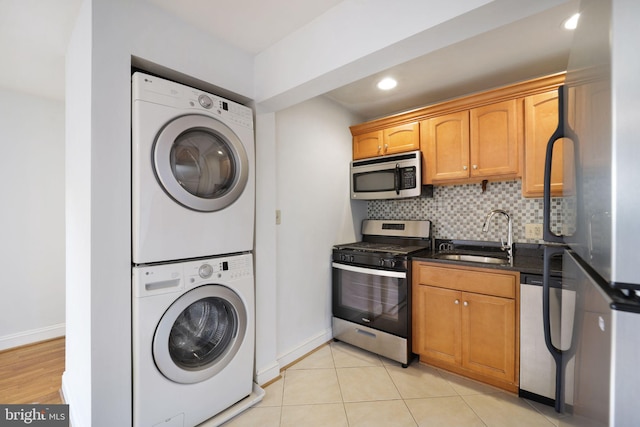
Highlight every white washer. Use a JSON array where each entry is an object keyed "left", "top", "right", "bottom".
[
  {"left": 132, "top": 72, "right": 255, "bottom": 264},
  {"left": 132, "top": 253, "right": 254, "bottom": 427}
]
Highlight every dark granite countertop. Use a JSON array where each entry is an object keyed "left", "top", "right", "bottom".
[{"left": 412, "top": 240, "right": 563, "bottom": 277}]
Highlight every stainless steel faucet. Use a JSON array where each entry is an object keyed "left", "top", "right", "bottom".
[{"left": 482, "top": 209, "right": 513, "bottom": 265}]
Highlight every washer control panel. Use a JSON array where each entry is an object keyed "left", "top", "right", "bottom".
[
  {"left": 198, "top": 263, "right": 214, "bottom": 278},
  {"left": 187, "top": 253, "right": 253, "bottom": 283},
  {"left": 198, "top": 94, "right": 213, "bottom": 109}
]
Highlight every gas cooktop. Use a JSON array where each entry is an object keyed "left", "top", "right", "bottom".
[{"left": 333, "top": 241, "right": 427, "bottom": 256}]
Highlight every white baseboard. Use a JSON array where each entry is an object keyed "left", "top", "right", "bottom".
[
  {"left": 0, "top": 323, "right": 65, "bottom": 351},
  {"left": 276, "top": 327, "right": 333, "bottom": 371},
  {"left": 255, "top": 361, "right": 280, "bottom": 386},
  {"left": 61, "top": 372, "right": 82, "bottom": 427}
]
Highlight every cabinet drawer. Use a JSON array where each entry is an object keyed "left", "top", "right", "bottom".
[{"left": 415, "top": 263, "right": 516, "bottom": 299}]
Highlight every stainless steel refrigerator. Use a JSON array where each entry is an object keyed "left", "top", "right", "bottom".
[{"left": 542, "top": 0, "right": 640, "bottom": 425}]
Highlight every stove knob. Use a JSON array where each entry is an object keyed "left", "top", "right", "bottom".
[
  {"left": 379, "top": 259, "right": 385, "bottom": 266},
  {"left": 350, "top": 255, "right": 355, "bottom": 262}
]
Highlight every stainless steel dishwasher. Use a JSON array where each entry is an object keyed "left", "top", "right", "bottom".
[{"left": 519, "top": 273, "right": 575, "bottom": 406}]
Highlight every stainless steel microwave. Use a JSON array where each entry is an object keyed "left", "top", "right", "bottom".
[{"left": 350, "top": 150, "right": 422, "bottom": 200}]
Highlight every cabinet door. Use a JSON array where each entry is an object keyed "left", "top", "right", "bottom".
[
  {"left": 423, "top": 111, "right": 470, "bottom": 183},
  {"left": 413, "top": 285, "right": 461, "bottom": 365},
  {"left": 470, "top": 100, "right": 519, "bottom": 178},
  {"left": 353, "top": 130, "right": 383, "bottom": 160},
  {"left": 522, "top": 91, "right": 565, "bottom": 197},
  {"left": 461, "top": 291, "right": 515, "bottom": 383},
  {"left": 383, "top": 122, "right": 420, "bottom": 155}
]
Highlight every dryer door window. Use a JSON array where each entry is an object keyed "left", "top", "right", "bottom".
[
  {"left": 154, "top": 114, "right": 249, "bottom": 212},
  {"left": 153, "top": 285, "right": 247, "bottom": 384},
  {"left": 171, "top": 130, "right": 236, "bottom": 200}
]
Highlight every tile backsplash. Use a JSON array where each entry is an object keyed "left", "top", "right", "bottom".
[{"left": 367, "top": 180, "right": 566, "bottom": 244}]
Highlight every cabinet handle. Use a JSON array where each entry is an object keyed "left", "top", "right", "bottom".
[
  {"left": 473, "top": 165, "right": 478, "bottom": 170},
  {"left": 463, "top": 165, "right": 468, "bottom": 170},
  {"left": 384, "top": 143, "right": 389, "bottom": 152},
  {"left": 377, "top": 146, "right": 382, "bottom": 153},
  {"left": 463, "top": 301, "right": 468, "bottom": 307},
  {"left": 454, "top": 299, "right": 460, "bottom": 305}
]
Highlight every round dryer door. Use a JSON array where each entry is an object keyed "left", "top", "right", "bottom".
[
  {"left": 153, "top": 285, "right": 247, "bottom": 384},
  {"left": 153, "top": 114, "right": 249, "bottom": 212}
]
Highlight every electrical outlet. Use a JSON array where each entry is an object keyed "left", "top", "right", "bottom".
[
  {"left": 525, "top": 223, "right": 543, "bottom": 240},
  {"left": 276, "top": 209, "right": 281, "bottom": 225}
]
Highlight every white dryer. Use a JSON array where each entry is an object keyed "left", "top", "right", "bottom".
[
  {"left": 132, "top": 72, "right": 255, "bottom": 264},
  {"left": 132, "top": 253, "right": 254, "bottom": 427}
]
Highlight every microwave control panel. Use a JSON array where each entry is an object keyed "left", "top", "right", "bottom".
[{"left": 401, "top": 167, "right": 417, "bottom": 189}]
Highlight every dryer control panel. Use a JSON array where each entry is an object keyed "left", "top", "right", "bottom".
[{"left": 132, "top": 71, "right": 253, "bottom": 129}]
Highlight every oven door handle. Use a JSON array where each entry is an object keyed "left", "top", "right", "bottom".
[{"left": 332, "top": 262, "right": 406, "bottom": 279}]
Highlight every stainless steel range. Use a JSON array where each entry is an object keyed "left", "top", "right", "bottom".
[{"left": 332, "top": 219, "right": 432, "bottom": 367}]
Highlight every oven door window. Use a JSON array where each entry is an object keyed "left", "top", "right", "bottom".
[{"left": 332, "top": 263, "right": 408, "bottom": 337}]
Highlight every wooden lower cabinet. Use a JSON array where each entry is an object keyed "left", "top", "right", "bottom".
[
  {"left": 462, "top": 291, "right": 516, "bottom": 384},
  {"left": 413, "top": 285, "right": 462, "bottom": 365},
  {"left": 412, "top": 261, "right": 519, "bottom": 392}
]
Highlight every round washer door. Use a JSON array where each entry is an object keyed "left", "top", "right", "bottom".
[
  {"left": 153, "top": 285, "right": 247, "bottom": 384},
  {"left": 153, "top": 114, "right": 249, "bottom": 212}
]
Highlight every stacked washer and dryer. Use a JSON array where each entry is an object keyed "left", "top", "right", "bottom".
[{"left": 131, "top": 72, "right": 261, "bottom": 427}]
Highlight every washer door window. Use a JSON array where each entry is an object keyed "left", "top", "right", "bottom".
[
  {"left": 153, "top": 285, "right": 247, "bottom": 384},
  {"left": 154, "top": 114, "right": 249, "bottom": 212}
]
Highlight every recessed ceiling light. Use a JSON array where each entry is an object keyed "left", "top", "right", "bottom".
[
  {"left": 563, "top": 13, "right": 580, "bottom": 30},
  {"left": 377, "top": 77, "right": 397, "bottom": 91}
]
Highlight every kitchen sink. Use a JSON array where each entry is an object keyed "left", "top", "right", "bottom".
[{"left": 433, "top": 253, "right": 509, "bottom": 265}]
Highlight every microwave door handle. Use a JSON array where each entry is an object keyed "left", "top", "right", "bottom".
[{"left": 394, "top": 164, "right": 400, "bottom": 195}]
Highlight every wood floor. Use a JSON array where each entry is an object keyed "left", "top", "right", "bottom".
[{"left": 0, "top": 337, "right": 65, "bottom": 404}]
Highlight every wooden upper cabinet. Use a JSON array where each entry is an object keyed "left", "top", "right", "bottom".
[
  {"left": 353, "top": 130, "right": 383, "bottom": 159},
  {"left": 422, "top": 100, "right": 519, "bottom": 184},
  {"left": 522, "top": 90, "right": 565, "bottom": 197},
  {"left": 353, "top": 122, "right": 419, "bottom": 160},
  {"left": 470, "top": 99, "right": 519, "bottom": 178},
  {"left": 350, "top": 73, "right": 566, "bottom": 184},
  {"left": 422, "top": 111, "right": 470, "bottom": 183},
  {"left": 384, "top": 122, "right": 420, "bottom": 155}
]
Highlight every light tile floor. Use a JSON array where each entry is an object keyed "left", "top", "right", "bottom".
[{"left": 222, "top": 341, "right": 568, "bottom": 427}]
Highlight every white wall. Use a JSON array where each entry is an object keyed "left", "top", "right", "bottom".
[
  {"left": 254, "top": 110, "right": 280, "bottom": 383},
  {"left": 254, "top": 0, "right": 570, "bottom": 111},
  {"left": 255, "top": 0, "right": 492, "bottom": 109},
  {"left": 274, "top": 96, "right": 366, "bottom": 366},
  {"left": 0, "top": 88, "right": 65, "bottom": 350},
  {"left": 63, "top": 1, "right": 255, "bottom": 426},
  {"left": 61, "top": 0, "right": 578, "bottom": 425}
]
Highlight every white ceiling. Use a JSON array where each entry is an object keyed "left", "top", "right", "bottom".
[
  {"left": 1, "top": 0, "right": 579, "bottom": 119},
  {"left": 325, "top": 0, "right": 580, "bottom": 119},
  {"left": 146, "top": 0, "right": 345, "bottom": 54}
]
